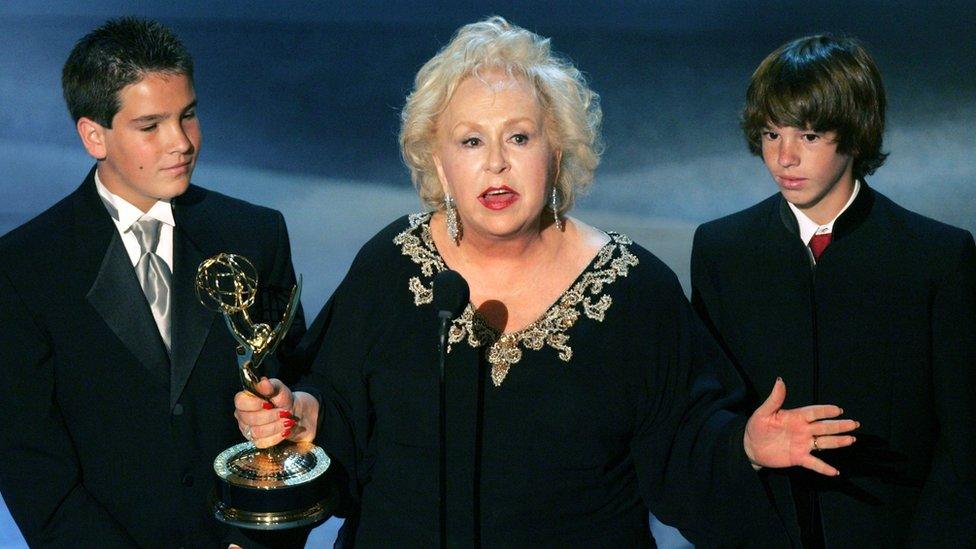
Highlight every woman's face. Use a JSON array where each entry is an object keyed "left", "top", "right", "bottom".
[{"left": 433, "top": 70, "right": 558, "bottom": 242}]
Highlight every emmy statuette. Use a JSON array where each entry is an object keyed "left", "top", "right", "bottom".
[{"left": 196, "top": 253, "right": 333, "bottom": 530}]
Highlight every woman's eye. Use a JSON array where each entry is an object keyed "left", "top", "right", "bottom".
[
  {"left": 762, "top": 131, "right": 778, "bottom": 140},
  {"left": 511, "top": 133, "right": 529, "bottom": 145},
  {"left": 140, "top": 124, "right": 157, "bottom": 132},
  {"left": 461, "top": 137, "right": 482, "bottom": 147},
  {"left": 803, "top": 133, "right": 821, "bottom": 143}
]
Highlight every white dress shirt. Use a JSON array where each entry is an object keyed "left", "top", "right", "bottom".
[{"left": 94, "top": 171, "right": 175, "bottom": 271}]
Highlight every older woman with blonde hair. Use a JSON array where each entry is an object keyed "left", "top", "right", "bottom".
[{"left": 235, "top": 17, "right": 857, "bottom": 546}]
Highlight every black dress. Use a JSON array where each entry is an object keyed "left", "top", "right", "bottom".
[{"left": 301, "top": 213, "right": 787, "bottom": 547}]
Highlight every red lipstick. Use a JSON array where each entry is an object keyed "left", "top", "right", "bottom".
[{"left": 478, "top": 185, "right": 519, "bottom": 210}]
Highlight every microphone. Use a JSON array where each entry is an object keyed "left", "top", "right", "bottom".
[
  {"left": 433, "top": 269, "right": 470, "bottom": 352},
  {"left": 432, "top": 269, "right": 468, "bottom": 548},
  {"left": 433, "top": 270, "right": 469, "bottom": 317}
]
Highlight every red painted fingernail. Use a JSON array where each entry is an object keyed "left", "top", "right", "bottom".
[
  {"left": 284, "top": 419, "right": 296, "bottom": 428},
  {"left": 282, "top": 429, "right": 291, "bottom": 437},
  {"left": 279, "top": 411, "right": 292, "bottom": 418},
  {"left": 262, "top": 402, "right": 274, "bottom": 410}
]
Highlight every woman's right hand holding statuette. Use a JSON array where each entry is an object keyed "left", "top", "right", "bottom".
[{"left": 234, "top": 377, "right": 319, "bottom": 450}]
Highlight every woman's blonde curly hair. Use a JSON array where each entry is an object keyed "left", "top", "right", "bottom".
[{"left": 399, "top": 16, "right": 603, "bottom": 215}]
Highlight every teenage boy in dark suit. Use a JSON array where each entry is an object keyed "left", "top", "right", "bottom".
[
  {"left": 0, "top": 17, "right": 308, "bottom": 547},
  {"left": 692, "top": 35, "right": 975, "bottom": 547}
]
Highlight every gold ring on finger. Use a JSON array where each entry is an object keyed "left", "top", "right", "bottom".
[{"left": 812, "top": 436, "right": 820, "bottom": 452}]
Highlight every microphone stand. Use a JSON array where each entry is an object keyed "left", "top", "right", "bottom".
[
  {"left": 432, "top": 269, "right": 468, "bottom": 548},
  {"left": 437, "top": 313, "right": 450, "bottom": 549}
]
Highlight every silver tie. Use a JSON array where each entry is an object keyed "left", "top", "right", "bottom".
[{"left": 131, "top": 218, "right": 172, "bottom": 350}]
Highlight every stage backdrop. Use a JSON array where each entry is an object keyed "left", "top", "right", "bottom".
[{"left": 1, "top": 1, "right": 972, "bottom": 547}]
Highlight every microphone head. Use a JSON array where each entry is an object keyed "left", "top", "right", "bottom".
[{"left": 433, "top": 269, "right": 470, "bottom": 320}]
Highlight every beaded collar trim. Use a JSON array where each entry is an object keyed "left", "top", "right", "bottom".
[{"left": 393, "top": 212, "right": 638, "bottom": 386}]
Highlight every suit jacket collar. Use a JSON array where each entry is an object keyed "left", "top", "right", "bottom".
[{"left": 832, "top": 180, "right": 875, "bottom": 241}]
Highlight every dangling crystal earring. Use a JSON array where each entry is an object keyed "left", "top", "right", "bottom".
[
  {"left": 445, "top": 195, "right": 461, "bottom": 245},
  {"left": 551, "top": 187, "right": 563, "bottom": 231}
]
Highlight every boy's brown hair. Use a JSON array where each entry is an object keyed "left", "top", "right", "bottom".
[{"left": 742, "top": 35, "right": 888, "bottom": 179}]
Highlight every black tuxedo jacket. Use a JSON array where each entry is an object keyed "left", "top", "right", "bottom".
[
  {"left": 691, "top": 183, "right": 976, "bottom": 547},
  {"left": 0, "top": 168, "right": 305, "bottom": 547}
]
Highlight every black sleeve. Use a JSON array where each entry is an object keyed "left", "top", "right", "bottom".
[
  {"left": 293, "top": 251, "right": 383, "bottom": 521},
  {"left": 630, "top": 266, "right": 788, "bottom": 547},
  {"left": 290, "top": 219, "right": 408, "bottom": 521},
  {"left": 0, "top": 269, "right": 136, "bottom": 546}
]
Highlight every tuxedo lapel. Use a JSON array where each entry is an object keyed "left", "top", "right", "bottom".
[
  {"left": 75, "top": 170, "right": 170, "bottom": 385},
  {"left": 86, "top": 232, "right": 171, "bottom": 385},
  {"left": 169, "top": 187, "right": 219, "bottom": 409}
]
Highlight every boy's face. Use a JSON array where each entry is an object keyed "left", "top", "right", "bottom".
[
  {"left": 81, "top": 72, "right": 200, "bottom": 212},
  {"left": 761, "top": 124, "right": 854, "bottom": 224}
]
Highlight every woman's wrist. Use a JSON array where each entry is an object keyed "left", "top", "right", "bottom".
[{"left": 290, "top": 391, "right": 319, "bottom": 442}]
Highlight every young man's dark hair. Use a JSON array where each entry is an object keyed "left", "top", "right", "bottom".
[
  {"left": 741, "top": 34, "right": 888, "bottom": 181},
  {"left": 692, "top": 34, "right": 976, "bottom": 547},
  {"left": 62, "top": 16, "right": 194, "bottom": 126}
]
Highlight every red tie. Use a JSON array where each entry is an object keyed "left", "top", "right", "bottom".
[{"left": 809, "top": 232, "right": 832, "bottom": 262}]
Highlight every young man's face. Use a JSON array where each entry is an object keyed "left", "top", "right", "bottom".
[
  {"left": 761, "top": 124, "right": 854, "bottom": 224},
  {"left": 84, "top": 71, "right": 200, "bottom": 212}
]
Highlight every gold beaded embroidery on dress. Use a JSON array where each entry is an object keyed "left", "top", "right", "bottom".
[{"left": 394, "top": 212, "right": 639, "bottom": 386}]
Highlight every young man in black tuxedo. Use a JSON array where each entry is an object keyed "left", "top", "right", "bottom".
[
  {"left": 0, "top": 18, "right": 308, "bottom": 546},
  {"left": 691, "top": 35, "right": 975, "bottom": 547}
]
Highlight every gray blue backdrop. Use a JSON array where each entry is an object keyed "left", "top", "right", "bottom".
[{"left": 1, "top": 1, "right": 973, "bottom": 546}]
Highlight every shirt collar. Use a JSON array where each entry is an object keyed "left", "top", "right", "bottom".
[
  {"left": 94, "top": 170, "right": 175, "bottom": 230},
  {"left": 788, "top": 179, "right": 861, "bottom": 245}
]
